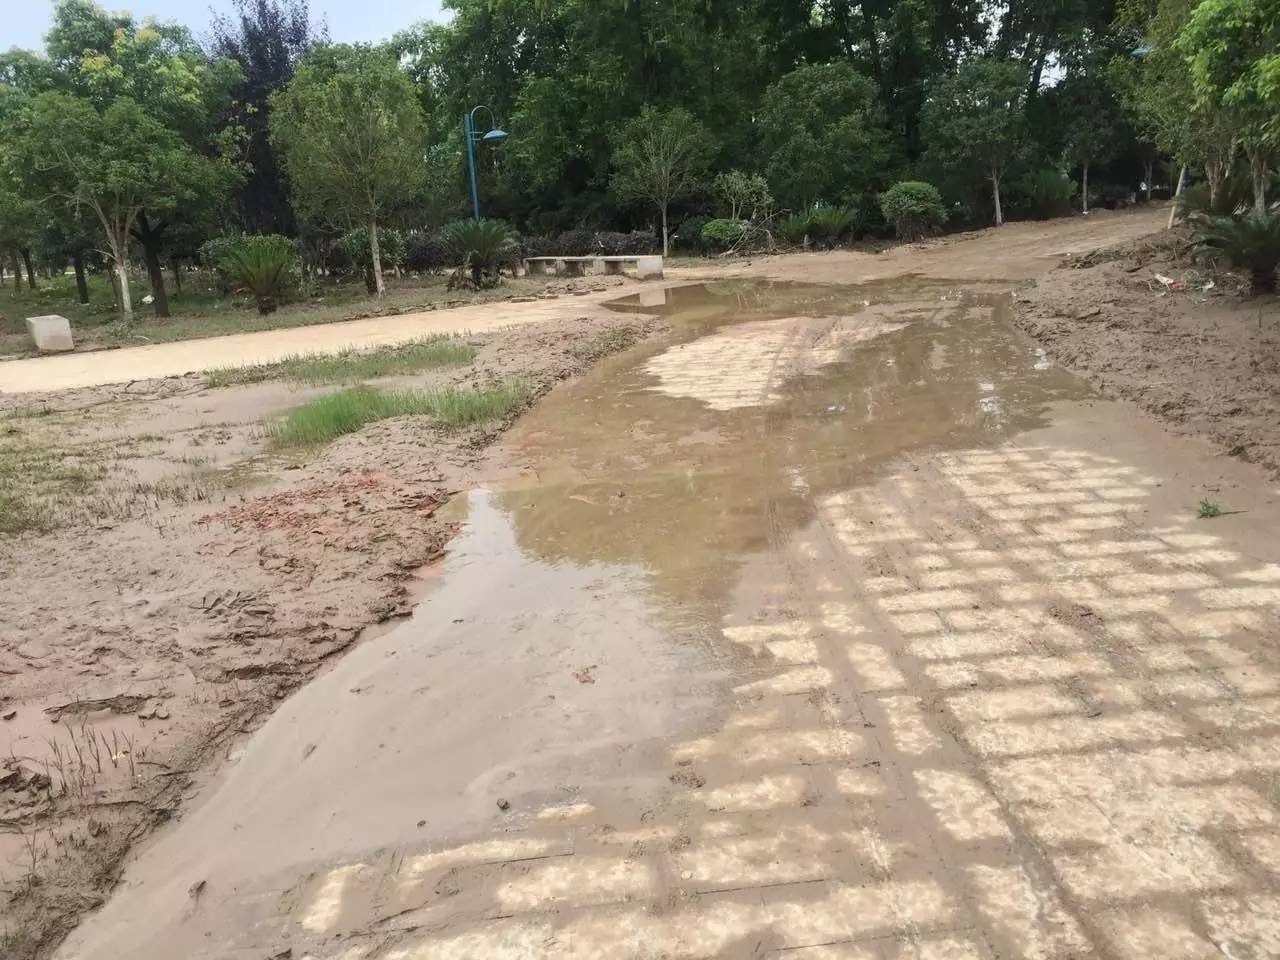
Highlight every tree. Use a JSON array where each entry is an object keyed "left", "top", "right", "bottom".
[
  {"left": 610, "top": 106, "right": 715, "bottom": 256},
  {"left": 207, "top": 0, "right": 328, "bottom": 234},
  {"left": 270, "top": 44, "right": 426, "bottom": 296},
  {"left": 922, "top": 58, "right": 1028, "bottom": 225},
  {"left": 8, "top": 92, "right": 224, "bottom": 322},
  {"left": 1177, "top": 0, "right": 1280, "bottom": 212},
  {"left": 713, "top": 170, "right": 773, "bottom": 221},
  {"left": 1057, "top": 71, "right": 1126, "bottom": 213},
  {"left": 759, "top": 62, "right": 897, "bottom": 208}
]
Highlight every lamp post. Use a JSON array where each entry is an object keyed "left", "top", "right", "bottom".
[{"left": 464, "top": 105, "right": 508, "bottom": 221}]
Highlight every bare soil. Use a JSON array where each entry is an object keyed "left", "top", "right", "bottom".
[
  {"left": 1014, "top": 227, "right": 1280, "bottom": 477},
  {"left": 0, "top": 308, "right": 660, "bottom": 958}
]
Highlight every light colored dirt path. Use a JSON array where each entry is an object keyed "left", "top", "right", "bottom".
[
  {"left": 0, "top": 288, "right": 628, "bottom": 394},
  {"left": 57, "top": 207, "right": 1280, "bottom": 960}
]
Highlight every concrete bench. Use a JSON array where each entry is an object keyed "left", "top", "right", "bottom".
[
  {"left": 26, "top": 315, "right": 75, "bottom": 352},
  {"left": 521, "top": 255, "right": 663, "bottom": 280}
]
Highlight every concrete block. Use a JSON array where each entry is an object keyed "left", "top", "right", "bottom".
[
  {"left": 635, "top": 256, "right": 664, "bottom": 280},
  {"left": 26, "top": 315, "right": 74, "bottom": 353}
]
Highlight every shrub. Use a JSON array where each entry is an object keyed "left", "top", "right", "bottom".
[
  {"left": 878, "top": 181, "right": 947, "bottom": 240},
  {"left": 622, "top": 230, "right": 658, "bottom": 254},
  {"left": 553, "top": 228, "right": 597, "bottom": 256},
  {"left": 440, "top": 219, "right": 519, "bottom": 288},
  {"left": 1009, "top": 169, "right": 1075, "bottom": 220},
  {"left": 713, "top": 170, "right": 773, "bottom": 220},
  {"left": 342, "top": 227, "right": 405, "bottom": 292},
  {"left": 404, "top": 231, "right": 449, "bottom": 273},
  {"left": 595, "top": 231, "right": 631, "bottom": 255},
  {"left": 1192, "top": 205, "right": 1280, "bottom": 294},
  {"left": 700, "top": 218, "right": 765, "bottom": 252},
  {"left": 198, "top": 233, "right": 243, "bottom": 292},
  {"left": 520, "top": 235, "right": 556, "bottom": 259},
  {"left": 674, "top": 215, "right": 712, "bottom": 251},
  {"left": 805, "top": 203, "right": 860, "bottom": 245},
  {"left": 776, "top": 213, "right": 811, "bottom": 246},
  {"left": 218, "top": 234, "right": 297, "bottom": 315}
]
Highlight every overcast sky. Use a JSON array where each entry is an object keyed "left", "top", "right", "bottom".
[{"left": 4, "top": 0, "right": 449, "bottom": 52}]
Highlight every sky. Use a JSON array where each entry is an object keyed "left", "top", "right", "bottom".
[{"left": 3, "top": 0, "right": 449, "bottom": 52}]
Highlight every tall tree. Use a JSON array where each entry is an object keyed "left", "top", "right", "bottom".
[
  {"left": 1057, "top": 69, "right": 1127, "bottom": 212},
  {"left": 270, "top": 44, "right": 427, "bottom": 296},
  {"left": 610, "top": 106, "right": 716, "bottom": 256},
  {"left": 208, "top": 0, "right": 327, "bottom": 234},
  {"left": 1177, "top": 0, "right": 1279, "bottom": 212},
  {"left": 922, "top": 57, "right": 1028, "bottom": 225},
  {"left": 8, "top": 93, "right": 227, "bottom": 322}
]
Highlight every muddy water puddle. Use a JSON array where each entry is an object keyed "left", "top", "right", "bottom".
[{"left": 56, "top": 278, "right": 1099, "bottom": 959}]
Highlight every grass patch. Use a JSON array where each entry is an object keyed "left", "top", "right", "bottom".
[
  {"left": 206, "top": 335, "right": 477, "bottom": 387},
  {"left": 270, "top": 382, "right": 531, "bottom": 446},
  {"left": 1197, "top": 498, "right": 1223, "bottom": 519}
]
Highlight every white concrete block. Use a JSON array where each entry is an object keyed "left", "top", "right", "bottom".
[
  {"left": 635, "top": 256, "right": 664, "bottom": 279},
  {"left": 26, "top": 315, "right": 74, "bottom": 352}
]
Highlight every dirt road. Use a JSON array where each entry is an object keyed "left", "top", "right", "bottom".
[{"left": 47, "top": 208, "right": 1280, "bottom": 959}]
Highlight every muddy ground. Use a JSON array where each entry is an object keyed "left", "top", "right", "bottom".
[
  {"left": 0, "top": 303, "right": 661, "bottom": 958},
  {"left": 1014, "top": 228, "right": 1280, "bottom": 478}
]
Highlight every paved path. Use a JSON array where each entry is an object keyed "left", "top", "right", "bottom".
[
  {"left": 58, "top": 210, "right": 1280, "bottom": 960},
  {"left": 0, "top": 290, "right": 626, "bottom": 394}
]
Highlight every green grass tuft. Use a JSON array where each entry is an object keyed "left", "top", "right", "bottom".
[
  {"left": 1197, "top": 498, "right": 1222, "bottom": 519},
  {"left": 270, "top": 382, "right": 531, "bottom": 446},
  {"left": 206, "top": 335, "right": 476, "bottom": 387}
]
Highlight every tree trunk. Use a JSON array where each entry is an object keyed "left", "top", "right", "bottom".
[
  {"left": 171, "top": 258, "right": 182, "bottom": 293},
  {"left": 661, "top": 203, "right": 670, "bottom": 257},
  {"left": 369, "top": 218, "right": 385, "bottom": 297},
  {"left": 1144, "top": 160, "right": 1153, "bottom": 202},
  {"left": 9, "top": 253, "right": 20, "bottom": 290},
  {"left": 72, "top": 253, "right": 89, "bottom": 304},
  {"left": 1245, "top": 144, "right": 1268, "bottom": 214},
  {"left": 1081, "top": 161, "right": 1090, "bottom": 215},
  {"left": 992, "top": 166, "right": 1004, "bottom": 227},
  {"left": 107, "top": 228, "right": 134, "bottom": 322},
  {"left": 21, "top": 248, "right": 36, "bottom": 290},
  {"left": 133, "top": 212, "right": 170, "bottom": 318},
  {"left": 1168, "top": 165, "right": 1186, "bottom": 229}
]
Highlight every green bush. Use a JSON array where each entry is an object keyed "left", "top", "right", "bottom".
[
  {"left": 700, "top": 218, "right": 765, "bottom": 252},
  {"left": 878, "top": 181, "right": 947, "bottom": 240},
  {"left": 1192, "top": 205, "right": 1280, "bottom": 294},
  {"left": 805, "top": 204, "right": 860, "bottom": 245},
  {"left": 218, "top": 235, "right": 297, "bottom": 315},
  {"left": 403, "top": 230, "right": 449, "bottom": 273},
  {"left": 776, "top": 213, "right": 811, "bottom": 246},
  {"left": 1008, "top": 169, "right": 1075, "bottom": 219},
  {"left": 342, "top": 226, "right": 406, "bottom": 292},
  {"left": 199, "top": 233, "right": 244, "bottom": 292},
  {"left": 440, "top": 219, "right": 519, "bottom": 288},
  {"left": 675, "top": 215, "right": 712, "bottom": 251}
]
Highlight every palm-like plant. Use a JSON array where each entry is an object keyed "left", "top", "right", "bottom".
[
  {"left": 805, "top": 204, "right": 860, "bottom": 245},
  {"left": 220, "top": 235, "right": 297, "bottom": 315},
  {"left": 440, "top": 219, "right": 518, "bottom": 288},
  {"left": 1192, "top": 205, "right": 1280, "bottom": 294}
]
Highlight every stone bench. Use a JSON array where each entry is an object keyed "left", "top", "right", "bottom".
[{"left": 521, "top": 255, "right": 663, "bottom": 280}]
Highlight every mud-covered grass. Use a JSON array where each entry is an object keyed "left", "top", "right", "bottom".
[
  {"left": 205, "top": 335, "right": 478, "bottom": 387},
  {"left": 269, "top": 382, "right": 531, "bottom": 446}
]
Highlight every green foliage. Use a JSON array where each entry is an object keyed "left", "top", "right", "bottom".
[
  {"left": 206, "top": 335, "right": 474, "bottom": 386},
  {"left": 700, "top": 218, "right": 763, "bottom": 252},
  {"left": 713, "top": 170, "right": 773, "bottom": 221},
  {"left": 759, "top": 62, "right": 897, "bottom": 209},
  {"left": 805, "top": 204, "right": 861, "bottom": 245},
  {"left": 1198, "top": 498, "right": 1223, "bottom": 519},
  {"left": 1009, "top": 170, "right": 1076, "bottom": 220},
  {"left": 270, "top": 44, "right": 426, "bottom": 292},
  {"left": 218, "top": 234, "right": 297, "bottom": 315},
  {"left": 1192, "top": 204, "right": 1280, "bottom": 293},
  {"left": 879, "top": 181, "right": 947, "bottom": 240},
  {"left": 610, "top": 106, "right": 716, "bottom": 255},
  {"left": 675, "top": 215, "right": 712, "bottom": 251},
  {"left": 404, "top": 231, "right": 449, "bottom": 273},
  {"left": 922, "top": 58, "right": 1028, "bottom": 225},
  {"left": 439, "top": 219, "right": 518, "bottom": 287},
  {"left": 270, "top": 382, "right": 531, "bottom": 445},
  {"left": 342, "top": 225, "right": 405, "bottom": 292},
  {"left": 776, "top": 213, "right": 812, "bottom": 246}
]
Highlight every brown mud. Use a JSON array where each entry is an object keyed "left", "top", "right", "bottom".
[
  {"left": 52, "top": 247, "right": 1280, "bottom": 960},
  {"left": 0, "top": 308, "right": 660, "bottom": 959}
]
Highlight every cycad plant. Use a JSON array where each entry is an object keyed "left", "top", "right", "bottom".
[
  {"left": 805, "top": 204, "right": 860, "bottom": 246},
  {"left": 1192, "top": 205, "right": 1280, "bottom": 294},
  {"left": 440, "top": 219, "right": 518, "bottom": 288},
  {"left": 219, "top": 235, "right": 297, "bottom": 315}
]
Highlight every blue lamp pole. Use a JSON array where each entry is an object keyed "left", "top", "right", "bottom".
[{"left": 464, "top": 105, "right": 508, "bottom": 221}]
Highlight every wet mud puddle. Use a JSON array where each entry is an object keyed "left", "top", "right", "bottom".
[{"left": 58, "top": 280, "right": 1280, "bottom": 960}]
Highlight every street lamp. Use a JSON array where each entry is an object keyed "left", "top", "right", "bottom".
[{"left": 464, "top": 105, "right": 508, "bottom": 221}]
